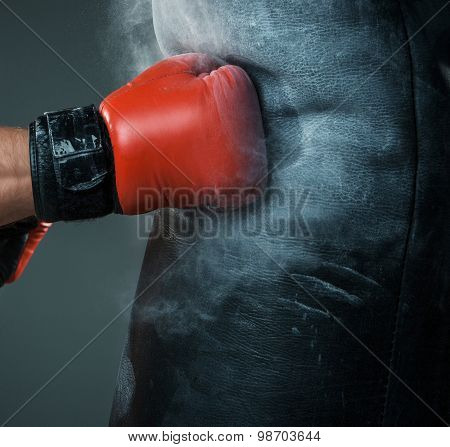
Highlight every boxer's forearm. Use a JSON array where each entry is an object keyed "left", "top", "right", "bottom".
[{"left": 0, "top": 127, "right": 35, "bottom": 226}]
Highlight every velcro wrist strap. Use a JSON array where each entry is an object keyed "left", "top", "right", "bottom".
[{"left": 29, "top": 105, "right": 117, "bottom": 221}]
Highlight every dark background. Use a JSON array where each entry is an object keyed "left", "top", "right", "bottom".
[{"left": 0, "top": 0, "right": 160, "bottom": 426}]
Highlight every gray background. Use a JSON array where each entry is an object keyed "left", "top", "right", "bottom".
[{"left": 0, "top": 0, "right": 159, "bottom": 426}]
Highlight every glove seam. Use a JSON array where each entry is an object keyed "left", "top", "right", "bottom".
[{"left": 102, "top": 70, "right": 197, "bottom": 104}]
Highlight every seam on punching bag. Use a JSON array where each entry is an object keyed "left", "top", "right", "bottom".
[{"left": 381, "top": 0, "right": 420, "bottom": 426}]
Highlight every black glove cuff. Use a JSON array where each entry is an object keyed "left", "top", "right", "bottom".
[{"left": 29, "top": 104, "right": 120, "bottom": 221}]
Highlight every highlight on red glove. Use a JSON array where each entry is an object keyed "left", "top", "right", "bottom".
[{"left": 5, "top": 221, "right": 51, "bottom": 284}]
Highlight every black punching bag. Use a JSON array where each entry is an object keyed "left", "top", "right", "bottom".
[{"left": 110, "top": 0, "right": 450, "bottom": 426}]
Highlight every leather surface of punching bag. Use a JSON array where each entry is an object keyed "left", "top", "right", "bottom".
[{"left": 110, "top": 0, "right": 450, "bottom": 426}]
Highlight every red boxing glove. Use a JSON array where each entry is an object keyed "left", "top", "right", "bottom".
[
  {"left": 3, "top": 221, "right": 51, "bottom": 284},
  {"left": 99, "top": 53, "right": 267, "bottom": 214}
]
